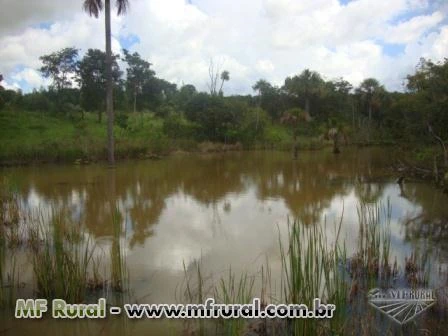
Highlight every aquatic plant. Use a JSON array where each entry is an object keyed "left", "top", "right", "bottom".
[
  {"left": 110, "top": 207, "right": 129, "bottom": 294},
  {"left": 31, "top": 209, "right": 96, "bottom": 303},
  {"left": 279, "top": 216, "right": 348, "bottom": 335}
]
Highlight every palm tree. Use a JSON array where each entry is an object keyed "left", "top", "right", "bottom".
[
  {"left": 284, "top": 69, "right": 324, "bottom": 121},
  {"left": 83, "top": 0, "right": 129, "bottom": 166},
  {"left": 219, "top": 70, "right": 230, "bottom": 96},
  {"left": 356, "top": 78, "right": 383, "bottom": 143}
]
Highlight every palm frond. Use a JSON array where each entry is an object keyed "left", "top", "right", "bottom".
[
  {"left": 116, "top": 0, "right": 130, "bottom": 15},
  {"left": 83, "top": 0, "right": 103, "bottom": 18}
]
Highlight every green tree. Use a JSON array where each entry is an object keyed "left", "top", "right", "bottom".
[
  {"left": 184, "top": 93, "right": 237, "bottom": 141},
  {"left": 356, "top": 78, "right": 384, "bottom": 143},
  {"left": 218, "top": 70, "right": 230, "bottom": 96},
  {"left": 40, "top": 47, "right": 79, "bottom": 91},
  {"left": 406, "top": 58, "right": 448, "bottom": 166},
  {"left": 280, "top": 107, "right": 307, "bottom": 159},
  {"left": 83, "top": 0, "right": 130, "bottom": 166},
  {"left": 122, "top": 49, "right": 155, "bottom": 113},
  {"left": 283, "top": 69, "right": 325, "bottom": 120},
  {"left": 78, "top": 48, "right": 121, "bottom": 122},
  {"left": 252, "top": 79, "right": 284, "bottom": 120}
]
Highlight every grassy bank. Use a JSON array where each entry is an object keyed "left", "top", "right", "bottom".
[{"left": 0, "top": 110, "right": 330, "bottom": 166}]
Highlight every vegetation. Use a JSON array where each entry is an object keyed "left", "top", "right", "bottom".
[
  {"left": 1, "top": 41, "right": 447, "bottom": 184},
  {"left": 178, "top": 202, "right": 434, "bottom": 335},
  {"left": 83, "top": 0, "right": 131, "bottom": 166},
  {"left": 0, "top": 178, "right": 129, "bottom": 307}
]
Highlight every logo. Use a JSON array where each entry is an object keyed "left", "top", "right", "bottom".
[{"left": 368, "top": 288, "right": 436, "bottom": 325}]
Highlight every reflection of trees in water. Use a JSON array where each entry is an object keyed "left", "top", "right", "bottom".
[
  {"left": 250, "top": 150, "right": 381, "bottom": 225},
  {"left": 9, "top": 148, "right": 435, "bottom": 246},
  {"left": 399, "top": 182, "right": 448, "bottom": 254},
  {"left": 354, "top": 182, "right": 384, "bottom": 204}
]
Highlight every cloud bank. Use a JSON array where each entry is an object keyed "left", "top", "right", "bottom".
[{"left": 0, "top": 0, "right": 447, "bottom": 94}]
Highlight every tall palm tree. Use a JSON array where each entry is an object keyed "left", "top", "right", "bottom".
[
  {"left": 83, "top": 0, "right": 129, "bottom": 166},
  {"left": 284, "top": 69, "right": 324, "bottom": 121},
  {"left": 219, "top": 70, "right": 230, "bottom": 95},
  {"left": 356, "top": 78, "right": 383, "bottom": 143}
]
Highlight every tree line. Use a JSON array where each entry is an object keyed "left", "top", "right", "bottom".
[
  {"left": 1, "top": 53, "right": 447, "bottom": 150},
  {"left": 1, "top": 0, "right": 447, "bottom": 174}
]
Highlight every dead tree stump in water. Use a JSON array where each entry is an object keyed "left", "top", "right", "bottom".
[
  {"left": 293, "top": 143, "right": 299, "bottom": 160},
  {"left": 333, "top": 134, "right": 341, "bottom": 154}
]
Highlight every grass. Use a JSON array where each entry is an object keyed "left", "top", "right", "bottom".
[
  {"left": 0, "top": 178, "right": 129, "bottom": 307},
  {"left": 0, "top": 174, "right": 437, "bottom": 334},
  {"left": 0, "top": 110, "right": 171, "bottom": 164},
  {"left": 177, "top": 201, "right": 434, "bottom": 336},
  {"left": 0, "top": 110, "right": 332, "bottom": 165},
  {"left": 31, "top": 210, "right": 96, "bottom": 303},
  {"left": 348, "top": 202, "right": 393, "bottom": 289},
  {"left": 110, "top": 207, "right": 129, "bottom": 294},
  {"left": 0, "top": 178, "right": 21, "bottom": 308},
  {"left": 214, "top": 269, "right": 256, "bottom": 335},
  {"left": 279, "top": 216, "right": 348, "bottom": 335}
]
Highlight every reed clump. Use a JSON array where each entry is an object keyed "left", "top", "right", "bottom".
[
  {"left": 279, "top": 216, "right": 348, "bottom": 335},
  {"left": 31, "top": 210, "right": 96, "bottom": 303},
  {"left": 348, "top": 202, "right": 394, "bottom": 289},
  {"left": 110, "top": 207, "right": 129, "bottom": 294}
]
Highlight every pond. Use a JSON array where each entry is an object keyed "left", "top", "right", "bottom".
[{"left": 1, "top": 148, "right": 448, "bottom": 335}]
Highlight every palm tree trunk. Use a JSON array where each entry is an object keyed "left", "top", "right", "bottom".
[
  {"left": 133, "top": 89, "right": 137, "bottom": 114},
  {"left": 368, "top": 102, "right": 372, "bottom": 143},
  {"left": 304, "top": 97, "right": 311, "bottom": 121},
  {"left": 105, "top": 0, "right": 115, "bottom": 166},
  {"left": 351, "top": 99, "right": 355, "bottom": 130}
]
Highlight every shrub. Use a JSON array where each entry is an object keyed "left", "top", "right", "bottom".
[{"left": 163, "top": 114, "right": 199, "bottom": 139}]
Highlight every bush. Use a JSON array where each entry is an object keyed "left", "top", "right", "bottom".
[
  {"left": 163, "top": 114, "right": 199, "bottom": 139},
  {"left": 155, "top": 104, "right": 176, "bottom": 118},
  {"left": 115, "top": 113, "right": 129, "bottom": 129}
]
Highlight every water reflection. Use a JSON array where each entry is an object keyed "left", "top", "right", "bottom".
[{"left": 2, "top": 148, "right": 448, "bottom": 302}]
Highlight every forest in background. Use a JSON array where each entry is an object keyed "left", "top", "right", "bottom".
[{"left": 0, "top": 47, "right": 447, "bottom": 185}]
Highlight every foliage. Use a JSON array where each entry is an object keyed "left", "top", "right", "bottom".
[
  {"left": 78, "top": 48, "right": 121, "bottom": 116},
  {"left": 122, "top": 49, "right": 155, "bottom": 112},
  {"left": 283, "top": 69, "right": 325, "bottom": 119},
  {"left": 40, "top": 47, "right": 79, "bottom": 91},
  {"left": 163, "top": 114, "right": 199, "bottom": 139},
  {"left": 1, "top": 46, "right": 447, "bottom": 167},
  {"left": 184, "top": 93, "right": 238, "bottom": 142}
]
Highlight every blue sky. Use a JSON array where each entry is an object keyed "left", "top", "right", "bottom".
[{"left": 1, "top": 0, "right": 447, "bottom": 94}]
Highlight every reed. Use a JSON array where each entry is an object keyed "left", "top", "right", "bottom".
[
  {"left": 349, "top": 201, "right": 392, "bottom": 290},
  {"left": 31, "top": 209, "right": 96, "bottom": 303},
  {"left": 214, "top": 268, "right": 256, "bottom": 335},
  {"left": 279, "top": 216, "right": 348, "bottom": 335},
  {"left": 110, "top": 207, "right": 129, "bottom": 294}
]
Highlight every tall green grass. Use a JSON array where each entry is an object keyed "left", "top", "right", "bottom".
[
  {"left": 279, "top": 217, "right": 348, "bottom": 335},
  {"left": 181, "top": 260, "right": 257, "bottom": 336},
  {"left": 31, "top": 210, "right": 96, "bottom": 302},
  {"left": 177, "top": 202, "right": 419, "bottom": 335},
  {"left": 349, "top": 201, "right": 392, "bottom": 289},
  {"left": 0, "top": 177, "right": 21, "bottom": 308},
  {"left": 214, "top": 269, "right": 255, "bottom": 335},
  {"left": 110, "top": 207, "right": 129, "bottom": 294}
]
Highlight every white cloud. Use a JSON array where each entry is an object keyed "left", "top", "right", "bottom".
[
  {"left": 11, "top": 68, "right": 50, "bottom": 88},
  {"left": 1, "top": 79, "right": 20, "bottom": 91},
  {"left": 256, "top": 59, "right": 275, "bottom": 73},
  {"left": 383, "top": 11, "right": 445, "bottom": 44},
  {"left": 0, "top": 0, "right": 447, "bottom": 93}
]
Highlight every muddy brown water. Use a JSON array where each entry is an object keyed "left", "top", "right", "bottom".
[{"left": 1, "top": 148, "right": 448, "bottom": 335}]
